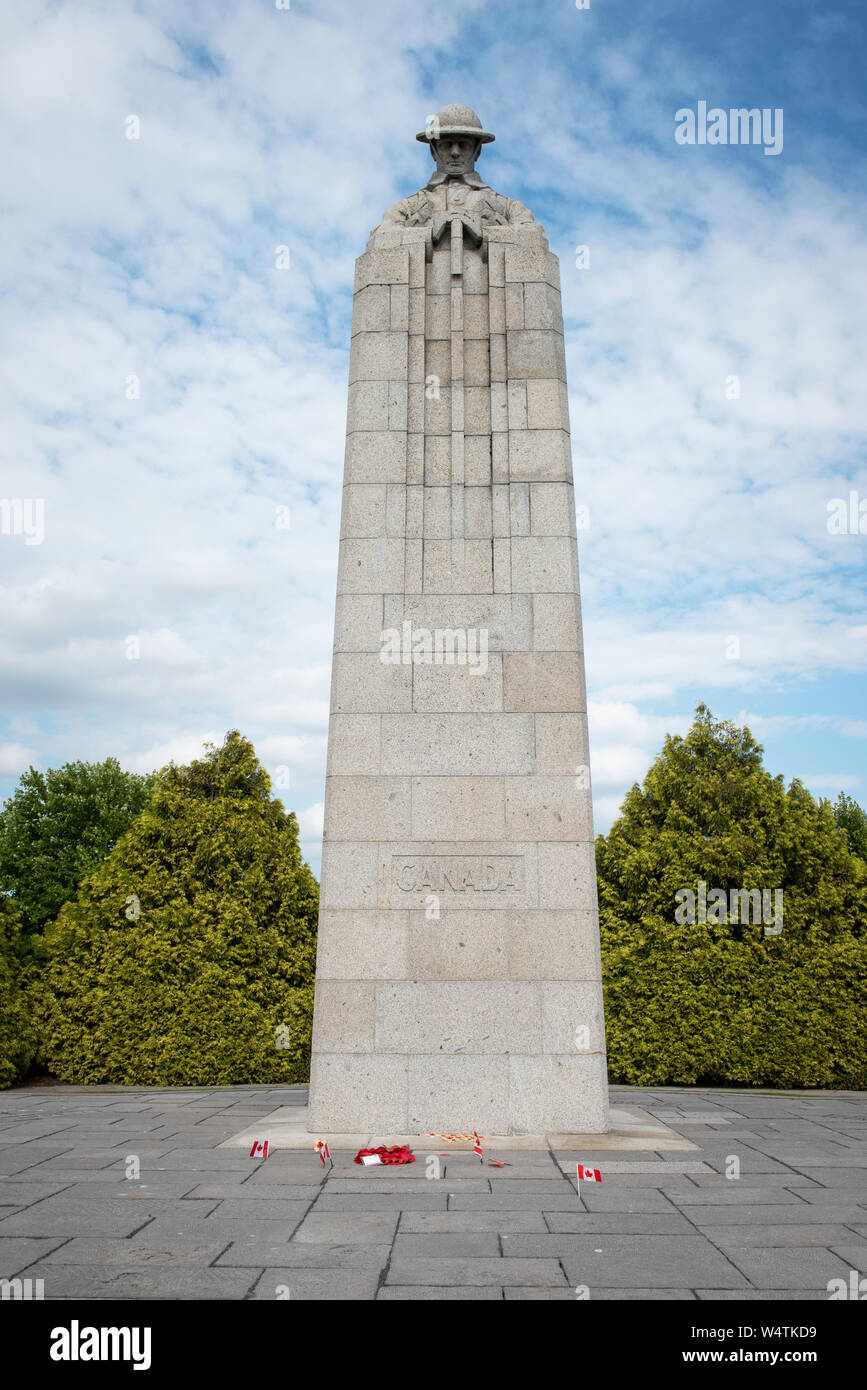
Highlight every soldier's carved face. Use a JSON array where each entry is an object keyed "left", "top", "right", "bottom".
[{"left": 431, "top": 136, "right": 481, "bottom": 177}]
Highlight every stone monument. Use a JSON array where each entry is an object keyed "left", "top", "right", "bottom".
[{"left": 308, "top": 104, "right": 609, "bottom": 1135}]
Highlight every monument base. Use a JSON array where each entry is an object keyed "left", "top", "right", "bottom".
[{"left": 217, "top": 1104, "right": 700, "bottom": 1152}]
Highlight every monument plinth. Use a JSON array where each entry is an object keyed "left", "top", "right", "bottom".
[{"left": 308, "top": 105, "right": 609, "bottom": 1135}]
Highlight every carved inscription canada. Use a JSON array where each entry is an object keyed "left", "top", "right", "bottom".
[{"left": 392, "top": 855, "right": 525, "bottom": 893}]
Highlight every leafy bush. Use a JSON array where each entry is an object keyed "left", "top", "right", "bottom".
[
  {"left": 38, "top": 732, "right": 318, "bottom": 1085},
  {"left": 597, "top": 705, "right": 867, "bottom": 1088},
  {"left": 0, "top": 759, "right": 155, "bottom": 934},
  {"left": 0, "top": 896, "right": 39, "bottom": 1088}
]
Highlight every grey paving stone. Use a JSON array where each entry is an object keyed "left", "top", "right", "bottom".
[
  {"left": 475, "top": 1180, "right": 579, "bottom": 1193},
  {"left": 386, "top": 1257, "right": 568, "bottom": 1287},
  {"left": 30, "top": 1178, "right": 203, "bottom": 1201},
  {"left": 559, "top": 1235, "right": 749, "bottom": 1289},
  {"left": 0, "top": 1181, "right": 73, "bottom": 1205},
  {"left": 392, "top": 1233, "right": 500, "bottom": 1257},
  {"left": 242, "top": 1159, "right": 327, "bottom": 1174},
  {"left": 578, "top": 1189, "right": 683, "bottom": 1212},
  {"left": 6, "top": 1169, "right": 142, "bottom": 1186},
  {"left": 687, "top": 1203, "right": 867, "bottom": 1226},
  {"left": 786, "top": 1169, "right": 867, "bottom": 1187},
  {"left": 503, "top": 1286, "right": 578, "bottom": 1299},
  {"left": 216, "top": 1241, "right": 391, "bottom": 1268},
  {"left": 101, "top": 1203, "right": 220, "bottom": 1231},
  {"left": 293, "top": 1212, "right": 399, "bottom": 1244},
  {"left": 484, "top": 1169, "right": 563, "bottom": 1182},
  {"left": 666, "top": 1185, "right": 806, "bottom": 1205},
  {"left": 1, "top": 1151, "right": 77, "bottom": 1175},
  {"left": 593, "top": 1288, "right": 699, "bottom": 1300},
  {"left": 251, "top": 1268, "right": 381, "bottom": 1300},
  {"left": 544, "top": 1213, "right": 697, "bottom": 1235},
  {"left": 0, "top": 1236, "right": 70, "bottom": 1275},
  {"left": 736, "top": 1146, "right": 866, "bottom": 1168},
  {"left": 554, "top": 1150, "right": 663, "bottom": 1160},
  {"left": 829, "top": 1244, "right": 867, "bottom": 1268},
  {"left": 322, "top": 1166, "right": 426, "bottom": 1179},
  {"left": 20, "top": 1260, "right": 256, "bottom": 1300},
  {"left": 723, "top": 1246, "right": 852, "bottom": 1289},
  {"left": 324, "top": 1178, "right": 490, "bottom": 1194},
  {"left": 148, "top": 1151, "right": 257, "bottom": 1169},
  {"left": 184, "top": 1183, "right": 309, "bottom": 1200},
  {"left": 694, "top": 1289, "right": 830, "bottom": 1300},
  {"left": 670, "top": 1153, "right": 797, "bottom": 1174},
  {"left": 788, "top": 1187, "right": 867, "bottom": 1205},
  {"left": 21, "top": 1150, "right": 128, "bottom": 1171},
  {"left": 0, "top": 1201, "right": 155, "bottom": 1238},
  {"left": 315, "top": 1193, "right": 449, "bottom": 1211},
  {"left": 378, "top": 1285, "right": 502, "bottom": 1299},
  {"left": 573, "top": 1161, "right": 713, "bottom": 1176},
  {"left": 561, "top": 1175, "right": 701, "bottom": 1191},
  {"left": 211, "top": 1183, "right": 323, "bottom": 1200},
  {"left": 446, "top": 1192, "right": 582, "bottom": 1210},
  {"left": 684, "top": 1173, "right": 823, "bottom": 1189},
  {"left": 702, "top": 1225, "right": 858, "bottom": 1247},
  {"left": 399, "top": 1211, "right": 548, "bottom": 1234},
  {"left": 508, "top": 1286, "right": 697, "bottom": 1300},
  {"left": 192, "top": 1199, "right": 312, "bottom": 1222},
  {"left": 39, "top": 1235, "right": 231, "bottom": 1266},
  {"left": 142, "top": 1216, "right": 302, "bottom": 1242}
]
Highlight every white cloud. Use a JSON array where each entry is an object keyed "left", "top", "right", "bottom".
[
  {"left": 804, "top": 774, "right": 861, "bottom": 791},
  {"left": 0, "top": 743, "right": 39, "bottom": 777},
  {"left": 119, "top": 732, "right": 223, "bottom": 775}
]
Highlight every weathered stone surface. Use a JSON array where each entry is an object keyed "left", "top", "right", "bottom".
[
  {"left": 407, "top": 1055, "right": 509, "bottom": 1133},
  {"left": 309, "top": 105, "right": 608, "bottom": 1134}
]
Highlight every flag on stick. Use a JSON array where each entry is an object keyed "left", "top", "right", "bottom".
[
  {"left": 473, "top": 1131, "right": 484, "bottom": 1160},
  {"left": 249, "top": 1139, "right": 269, "bottom": 1159},
  {"left": 314, "top": 1140, "right": 332, "bottom": 1167},
  {"left": 576, "top": 1164, "right": 602, "bottom": 1183}
]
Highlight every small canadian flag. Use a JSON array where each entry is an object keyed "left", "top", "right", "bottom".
[
  {"left": 576, "top": 1164, "right": 602, "bottom": 1183},
  {"left": 250, "top": 1139, "right": 269, "bottom": 1159},
  {"left": 315, "top": 1140, "right": 331, "bottom": 1167},
  {"left": 473, "top": 1131, "right": 484, "bottom": 1159}
]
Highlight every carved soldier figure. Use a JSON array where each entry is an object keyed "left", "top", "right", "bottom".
[{"left": 380, "top": 102, "right": 534, "bottom": 252}]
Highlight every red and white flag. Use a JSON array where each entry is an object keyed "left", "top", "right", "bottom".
[
  {"left": 473, "top": 1131, "right": 484, "bottom": 1159},
  {"left": 576, "top": 1164, "right": 602, "bottom": 1183},
  {"left": 249, "top": 1139, "right": 269, "bottom": 1160},
  {"left": 314, "top": 1140, "right": 332, "bottom": 1167}
]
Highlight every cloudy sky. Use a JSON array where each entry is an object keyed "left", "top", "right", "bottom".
[{"left": 1, "top": 0, "right": 865, "bottom": 874}]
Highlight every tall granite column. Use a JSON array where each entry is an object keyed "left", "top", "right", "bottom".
[{"left": 308, "top": 105, "right": 609, "bottom": 1135}]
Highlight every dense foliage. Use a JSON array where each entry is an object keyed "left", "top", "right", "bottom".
[
  {"left": 597, "top": 706, "right": 867, "bottom": 1088},
  {"left": 0, "top": 759, "right": 155, "bottom": 934},
  {"left": 0, "top": 896, "right": 39, "bottom": 1088},
  {"left": 829, "top": 790, "right": 867, "bottom": 865},
  {"left": 36, "top": 732, "right": 318, "bottom": 1085}
]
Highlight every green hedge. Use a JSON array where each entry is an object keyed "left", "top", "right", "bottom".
[
  {"left": 36, "top": 733, "right": 319, "bottom": 1086},
  {"left": 0, "top": 897, "right": 38, "bottom": 1088},
  {"left": 598, "top": 706, "right": 867, "bottom": 1088}
]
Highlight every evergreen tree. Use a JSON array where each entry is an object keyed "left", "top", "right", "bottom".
[
  {"left": 828, "top": 791, "right": 867, "bottom": 865},
  {"left": 597, "top": 705, "right": 867, "bottom": 1088},
  {"left": 38, "top": 732, "right": 319, "bottom": 1085},
  {"left": 0, "top": 759, "right": 155, "bottom": 934},
  {"left": 0, "top": 896, "right": 39, "bottom": 1088}
]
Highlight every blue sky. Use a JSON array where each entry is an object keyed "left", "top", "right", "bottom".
[{"left": 1, "top": 0, "right": 865, "bottom": 876}]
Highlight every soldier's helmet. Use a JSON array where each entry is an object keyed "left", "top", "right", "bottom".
[{"left": 416, "top": 103, "right": 495, "bottom": 145}]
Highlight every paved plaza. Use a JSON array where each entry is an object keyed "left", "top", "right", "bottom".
[{"left": 1, "top": 1083, "right": 865, "bottom": 1300}]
